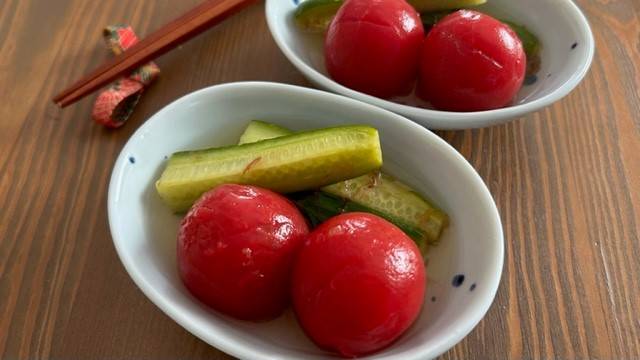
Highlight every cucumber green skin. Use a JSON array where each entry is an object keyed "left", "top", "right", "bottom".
[
  {"left": 421, "top": 10, "right": 455, "bottom": 28},
  {"left": 409, "top": 0, "right": 485, "bottom": 12},
  {"left": 294, "top": 0, "right": 344, "bottom": 33},
  {"left": 502, "top": 21, "right": 540, "bottom": 59},
  {"left": 291, "top": 191, "right": 429, "bottom": 254},
  {"left": 502, "top": 21, "right": 541, "bottom": 76},
  {"left": 237, "top": 121, "right": 449, "bottom": 250},
  {"left": 157, "top": 125, "right": 382, "bottom": 212},
  {"left": 238, "top": 120, "right": 293, "bottom": 145}
]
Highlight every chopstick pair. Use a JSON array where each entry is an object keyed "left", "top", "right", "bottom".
[{"left": 53, "top": 0, "right": 256, "bottom": 108}]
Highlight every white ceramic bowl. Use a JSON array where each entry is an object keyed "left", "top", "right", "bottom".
[
  {"left": 108, "top": 82, "right": 503, "bottom": 359},
  {"left": 266, "top": 0, "right": 594, "bottom": 129}
]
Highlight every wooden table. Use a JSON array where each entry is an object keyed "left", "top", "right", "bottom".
[{"left": 1, "top": 0, "right": 639, "bottom": 358}]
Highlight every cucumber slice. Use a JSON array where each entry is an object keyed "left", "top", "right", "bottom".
[
  {"left": 294, "top": 0, "right": 344, "bottom": 33},
  {"left": 409, "top": 0, "right": 485, "bottom": 12},
  {"left": 291, "top": 191, "right": 434, "bottom": 254},
  {"left": 322, "top": 172, "right": 448, "bottom": 246},
  {"left": 237, "top": 121, "right": 449, "bottom": 250},
  {"left": 502, "top": 21, "right": 542, "bottom": 76},
  {"left": 238, "top": 120, "right": 293, "bottom": 145},
  {"left": 156, "top": 125, "right": 382, "bottom": 212}
]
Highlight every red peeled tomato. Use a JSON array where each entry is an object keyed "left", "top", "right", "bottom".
[
  {"left": 292, "top": 213, "right": 426, "bottom": 357},
  {"left": 417, "top": 10, "right": 526, "bottom": 111},
  {"left": 177, "top": 184, "right": 309, "bottom": 321},
  {"left": 325, "top": 0, "right": 425, "bottom": 99}
]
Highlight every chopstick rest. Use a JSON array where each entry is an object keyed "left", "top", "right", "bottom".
[{"left": 92, "top": 25, "right": 160, "bottom": 128}]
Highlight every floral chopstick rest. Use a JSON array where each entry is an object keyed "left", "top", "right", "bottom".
[{"left": 92, "top": 25, "right": 160, "bottom": 128}]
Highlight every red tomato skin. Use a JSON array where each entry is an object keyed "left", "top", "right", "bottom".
[
  {"left": 292, "top": 213, "right": 426, "bottom": 357},
  {"left": 177, "top": 184, "right": 309, "bottom": 321},
  {"left": 325, "top": 0, "right": 425, "bottom": 99},
  {"left": 417, "top": 10, "right": 526, "bottom": 111}
]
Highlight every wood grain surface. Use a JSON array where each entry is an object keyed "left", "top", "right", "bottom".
[{"left": 1, "top": 0, "right": 638, "bottom": 359}]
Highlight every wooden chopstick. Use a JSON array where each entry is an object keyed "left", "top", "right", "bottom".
[{"left": 53, "top": 0, "right": 256, "bottom": 108}]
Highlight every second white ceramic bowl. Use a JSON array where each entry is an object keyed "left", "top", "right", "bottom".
[{"left": 266, "top": 0, "right": 595, "bottom": 129}]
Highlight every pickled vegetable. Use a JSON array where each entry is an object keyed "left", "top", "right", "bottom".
[
  {"left": 156, "top": 126, "right": 382, "bottom": 212},
  {"left": 408, "top": 0, "right": 486, "bottom": 12},
  {"left": 294, "top": 0, "right": 344, "bottom": 33}
]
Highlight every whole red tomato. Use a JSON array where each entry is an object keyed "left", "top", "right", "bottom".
[
  {"left": 292, "top": 213, "right": 426, "bottom": 357},
  {"left": 417, "top": 10, "right": 526, "bottom": 111},
  {"left": 325, "top": 0, "right": 424, "bottom": 98},
  {"left": 177, "top": 184, "right": 309, "bottom": 321}
]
